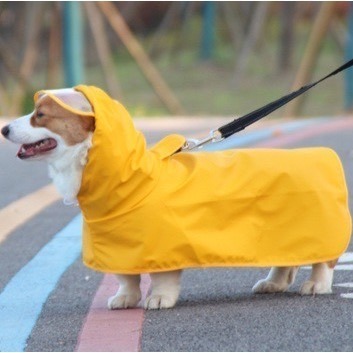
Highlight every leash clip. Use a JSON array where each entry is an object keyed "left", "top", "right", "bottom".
[{"left": 182, "top": 129, "right": 223, "bottom": 151}]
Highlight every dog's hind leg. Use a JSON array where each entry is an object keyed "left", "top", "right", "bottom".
[
  {"left": 252, "top": 266, "right": 299, "bottom": 294},
  {"left": 107, "top": 274, "right": 142, "bottom": 309},
  {"left": 300, "top": 260, "right": 336, "bottom": 295},
  {"left": 144, "top": 270, "right": 182, "bottom": 310}
]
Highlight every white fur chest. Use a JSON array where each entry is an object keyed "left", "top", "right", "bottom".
[{"left": 48, "top": 136, "right": 92, "bottom": 205}]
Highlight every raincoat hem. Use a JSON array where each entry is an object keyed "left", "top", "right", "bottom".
[{"left": 82, "top": 243, "right": 351, "bottom": 274}]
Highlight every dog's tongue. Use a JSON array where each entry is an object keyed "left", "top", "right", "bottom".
[{"left": 17, "top": 138, "right": 57, "bottom": 159}]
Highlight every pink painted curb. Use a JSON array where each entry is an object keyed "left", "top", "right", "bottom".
[{"left": 76, "top": 274, "right": 150, "bottom": 352}]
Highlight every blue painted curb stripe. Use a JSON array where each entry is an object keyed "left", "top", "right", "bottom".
[
  {"left": 0, "top": 215, "right": 82, "bottom": 352},
  {"left": 204, "top": 117, "right": 328, "bottom": 151},
  {"left": 0, "top": 117, "right": 328, "bottom": 351}
]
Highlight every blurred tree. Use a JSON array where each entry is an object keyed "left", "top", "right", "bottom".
[
  {"left": 200, "top": 1, "right": 216, "bottom": 61},
  {"left": 47, "top": 2, "right": 62, "bottom": 87},
  {"left": 278, "top": 2, "right": 296, "bottom": 72},
  {"left": 344, "top": 2, "right": 353, "bottom": 111},
  {"left": 232, "top": 1, "right": 269, "bottom": 85},
  {"left": 85, "top": 2, "right": 122, "bottom": 98},
  {"left": 8, "top": 2, "right": 43, "bottom": 116},
  {"left": 285, "top": 2, "right": 335, "bottom": 117},
  {"left": 63, "top": 2, "right": 84, "bottom": 86}
]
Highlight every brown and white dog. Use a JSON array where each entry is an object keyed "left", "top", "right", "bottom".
[{"left": 1, "top": 91, "right": 337, "bottom": 309}]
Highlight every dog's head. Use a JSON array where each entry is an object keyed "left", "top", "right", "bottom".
[{"left": 1, "top": 89, "right": 95, "bottom": 161}]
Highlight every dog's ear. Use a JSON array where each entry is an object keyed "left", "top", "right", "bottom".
[{"left": 35, "top": 89, "right": 94, "bottom": 117}]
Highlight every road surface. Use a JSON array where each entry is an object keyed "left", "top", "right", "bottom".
[{"left": 0, "top": 116, "right": 353, "bottom": 352}]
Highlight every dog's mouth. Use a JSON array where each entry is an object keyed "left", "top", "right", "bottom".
[{"left": 17, "top": 138, "right": 57, "bottom": 159}]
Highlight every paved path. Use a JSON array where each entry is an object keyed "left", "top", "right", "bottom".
[{"left": 0, "top": 116, "right": 353, "bottom": 351}]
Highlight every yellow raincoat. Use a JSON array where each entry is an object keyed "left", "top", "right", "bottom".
[{"left": 38, "top": 86, "right": 352, "bottom": 274}]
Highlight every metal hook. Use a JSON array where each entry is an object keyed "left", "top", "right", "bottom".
[{"left": 182, "top": 129, "right": 224, "bottom": 151}]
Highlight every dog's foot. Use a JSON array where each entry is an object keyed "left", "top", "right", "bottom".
[
  {"left": 252, "top": 279, "right": 288, "bottom": 294},
  {"left": 300, "top": 280, "right": 332, "bottom": 296},
  {"left": 107, "top": 293, "right": 141, "bottom": 309},
  {"left": 253, "top": 267, "right": 298, "bottom": 294},
  {"left": 144, "top": 294, "right": 177, "bottom": 310}
]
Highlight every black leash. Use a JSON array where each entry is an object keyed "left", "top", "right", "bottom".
[{"left": 185, "top": 58, "right": 353, "bottom": 150}]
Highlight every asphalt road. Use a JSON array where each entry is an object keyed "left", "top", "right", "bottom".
[{"left": 1, "top": 116, "right": 353, "bottom": 352}]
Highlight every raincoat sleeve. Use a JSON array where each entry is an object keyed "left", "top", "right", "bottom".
[{"left": 150, "top": 134, "right": 186, "bottom": 159}]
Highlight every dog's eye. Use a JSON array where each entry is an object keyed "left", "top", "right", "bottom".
[{"left": 37, "top": 112, "right": 44, "bottom": 118}]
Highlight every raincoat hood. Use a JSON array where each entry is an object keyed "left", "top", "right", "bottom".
[{"left": 38, "top": 85, "right": 352, "bottom": 274}]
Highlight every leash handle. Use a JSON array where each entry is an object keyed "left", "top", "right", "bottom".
[{"left": 218, "top": 58, "right": 353, "bottom": 139}]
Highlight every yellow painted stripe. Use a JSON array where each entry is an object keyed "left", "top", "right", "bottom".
[{"left": 0, "top": 184, "right": 61, "bottom": 244}]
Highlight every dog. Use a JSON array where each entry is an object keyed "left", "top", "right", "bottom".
[{"left": 1, "top": 86, "right": 349, "bottom": 310}]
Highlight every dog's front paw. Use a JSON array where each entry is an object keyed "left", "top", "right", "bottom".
[
  {"left": 300, "top": 280, "right": 332, "bottom": 296},
  {"left": 144, "top": 294, "right": 177, "bottom": 310},
  {"left": 252, "top": 279, "right": 288, "bottom": 294},
  {"left": 107, "top": 293, "right": 141, "bottom": 309}
]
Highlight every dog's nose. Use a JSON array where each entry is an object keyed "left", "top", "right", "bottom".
[{"left": 1, "top": 125, "right": 10, "bottom": 137}]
